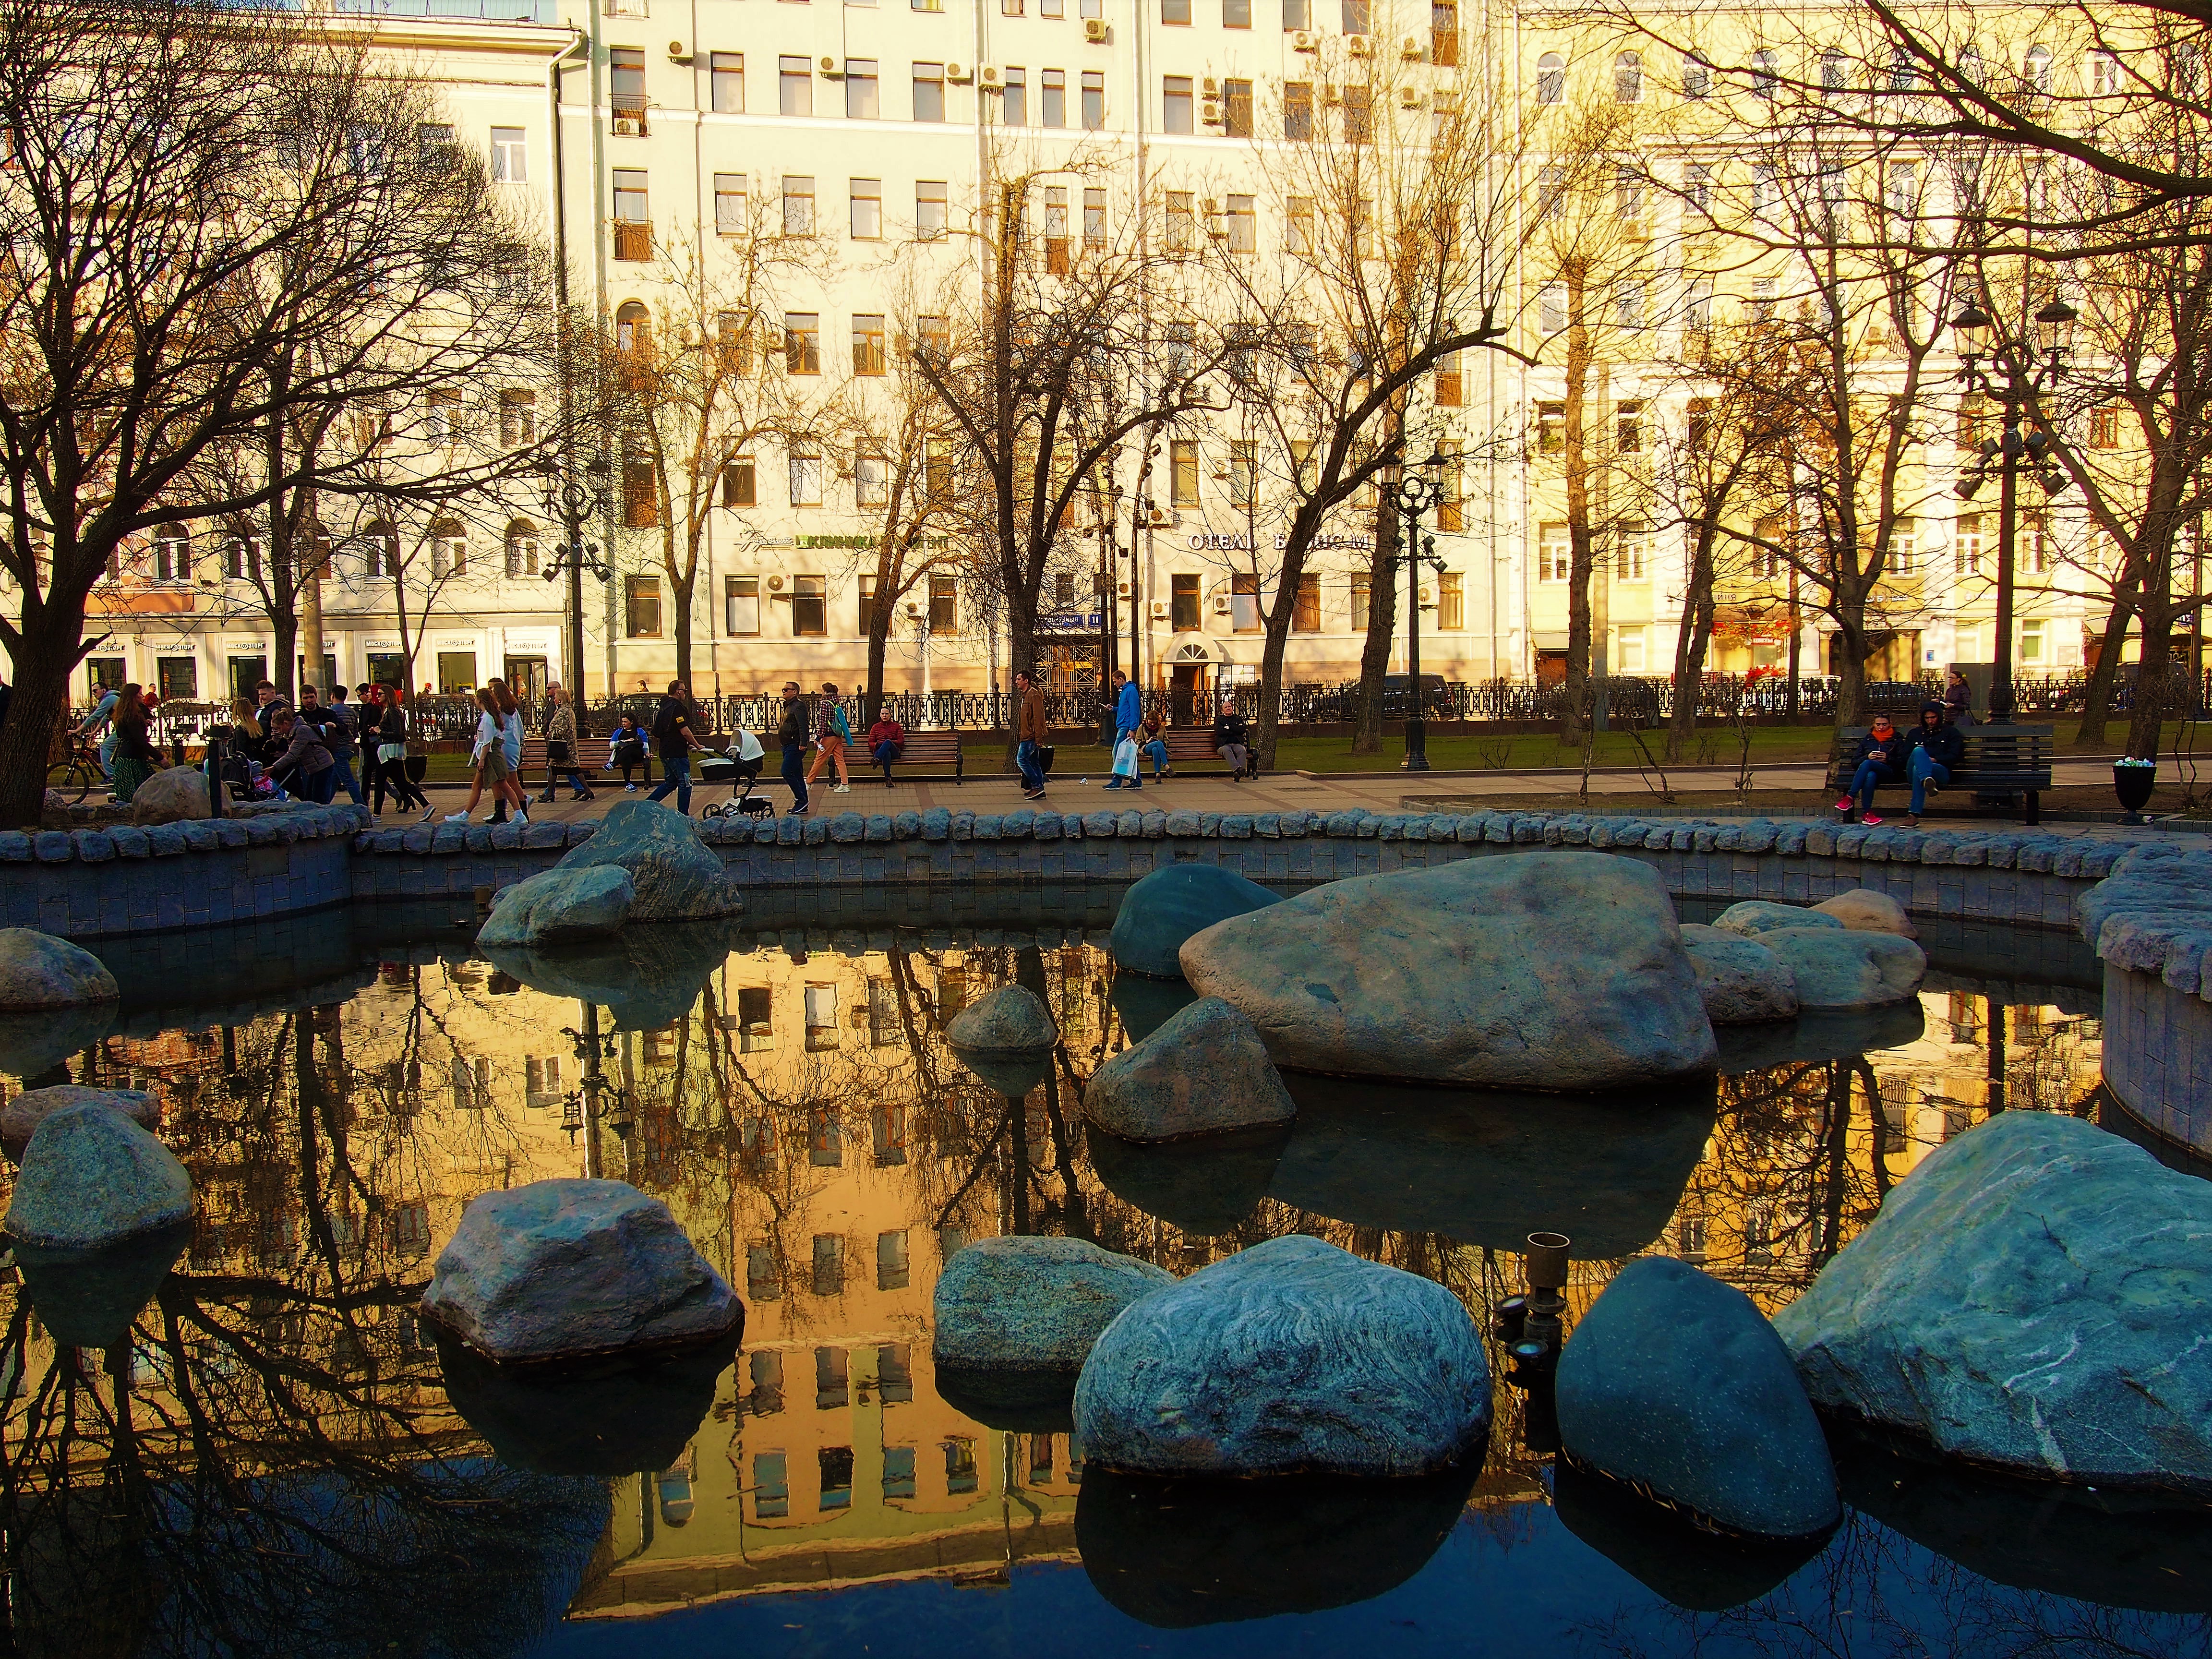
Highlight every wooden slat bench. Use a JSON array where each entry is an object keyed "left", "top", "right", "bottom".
[
  {"left": 1828, "top": 722, "right": 2055, "bottom": 825},
  {"left": 521, "top": 735, "right": 650, "bottom": 785},
  {"left": 862, "top": 728, "right": 964, "bottom": 784},
  {"left": 1159, "top": 726, "right": 1259, "bottom": 779}
]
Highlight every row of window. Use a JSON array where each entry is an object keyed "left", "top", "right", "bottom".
[
  {"left": 1533, "top": 41, "right": 2087, "bottom": 108},
  {"left": 1532, "top": 515, "right": 2075, "bottom": 584}
]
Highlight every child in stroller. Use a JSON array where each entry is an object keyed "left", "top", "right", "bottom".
[{"left": 698, "top": 728, "right": 771, "bottom": 820}]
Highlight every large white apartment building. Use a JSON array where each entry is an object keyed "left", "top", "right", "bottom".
[{"left": 71, "top": 0, "right": 2107, "bottom": 709}]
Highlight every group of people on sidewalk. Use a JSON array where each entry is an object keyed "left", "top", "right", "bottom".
[
  {"left": 1837, "top": 670, "right": 1977, "bottom": 826},
  {"left": 1098, "top": 670, "right": 1253, "bottom": 792}
]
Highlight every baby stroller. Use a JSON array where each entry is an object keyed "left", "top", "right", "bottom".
[{"left": 697, "top": 745, "right": 769, "bottom": 821}]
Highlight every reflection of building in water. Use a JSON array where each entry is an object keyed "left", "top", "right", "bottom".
[{"left": 0, "top": 934, "right": 2110, "bottom": 1623}]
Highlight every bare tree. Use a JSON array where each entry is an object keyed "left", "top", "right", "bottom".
[{"left": 0, "top": 0, "right": 559, "bottom": 821}]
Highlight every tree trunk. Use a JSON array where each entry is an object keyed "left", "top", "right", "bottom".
[
  {"left": 671, "top": 563, "right": 696, "bottom": 686},
  {"left": 1667, "top": 522, "right": 1719, "bottom": 759},
  {"left": 1561, "top": 265, "right": 1595, "bottom": 740},
  {"left": 1831, "top": 593, "right": 1868, "bottom": 730},
  {"left": 2076, "top": 581, "right": 2137, "bottom": 748},
  {"left": 2127, "top": 559, "right": 2177, "bottom": 760},
  {"left": 1253, "top": 567, "right": 1300, "bottom": 772},
  {"left": 1352, "top": 507, "right": 1400, "bottom": 755},
  {"left": 0, "top": 629, "right": 77, "bottom": 826},
  {"left": 865, "top": 605, "right": 892, "bottom": 727}
]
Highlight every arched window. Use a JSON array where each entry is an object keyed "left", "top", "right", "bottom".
[
  {"left": 1751, "top": 47, "right": 1779, "bottom": 98},
  {"left": 1536, "top": 52, "right": 1564, "bottom": 105},
  {"left": 1819, "top": 47, "right": 1847, "bottom": 92},
  {"left": 1681, "top": 50, "right": 1710, "bottom": 100},
  {"left": 2024, "top": 43, "right": 2052, "bottom": 94},
  {"left": 504, "top": 519, "right": 541, "bottom": 579},
  {"left": 1958, "top": 43, "right": 1985, "bottom": 87},
  {"left": 615, "top": 300, "right": 650, "bottom": 355},
  {"left": 499, "top": 388, "right": 537, "bottom": 447},
  {"left": 1887, "top": 45, "right": 1918, "bottom": 94},
  {"left": 152, "top": 522, "right": 189, "bottom": 584},
  {"left": 1614, "top": 50, "right": 1642, "bottom": 103},
  {"left": 429, "top": 519, "right": 467, "bottom": 580},
  {"left": 364, "top": 520, "right": 398, "bottom": 579}
]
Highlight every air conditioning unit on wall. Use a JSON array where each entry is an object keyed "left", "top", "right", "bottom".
[
  {"left": 1292, "top": 29, "right": 1317, "bottom": 50},
  {"left": 979, "top": 65, "right": 1004, "bottom": 88},
  {"left": 667, "top": 39, "right": 692, "bottom": 60},
  {"left": 1399, "top": 34, "right": 1424, "bottom": 59},
  {"left": 819, "top": 55, "right": 840, "bottom": 75},
  {"left": 1150, "top": 600, "right": 1167, "bottom": 619},
  {"left": 1346, "top": 34, "right": 1372, "bottom": 57},
  {"left": 947, "top": 61, "right": 972, "bottom": 82},
  {"left": 1084, "top": 17, "right": 1109, "bottom": 42}
]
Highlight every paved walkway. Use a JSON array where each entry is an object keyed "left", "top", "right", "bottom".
[{"left": 400, "top": 753, "right": 2174, "bottom": 837}]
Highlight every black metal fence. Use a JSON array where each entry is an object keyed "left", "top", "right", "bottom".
[{"left": 91, "top": 668, "right": 2212, "bottom": 751}]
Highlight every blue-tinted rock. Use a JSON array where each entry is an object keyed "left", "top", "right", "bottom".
[
  {"left": 1550, "top": 1459, "right": 1826, "bottom": 1613},
  {"left": 1558, "top": 1257, "right": 1839, "bottom": 1538},
  {"left": 829, "top": 812, "right": 864, "bottom": 842},
  {"left": 144, "top": 824, "right": 188, "bottom": 855},
  {"left": 522, "top": 819, "right": 568, "bottom": 849},
  {"left": 1179, "top": 853, "right": 1715, "bottom": 1091},
  {"left": 477, "top": 865, "right": 636, "bottom": 948},
  {"left": 5, "top": 1104, "right": 193, "bottom": 1250},
  {"left": 1083, "top": 996, "right": 1295, "bottom": 1143},
  {"left": 421, "top": 1178, "right": 742, "bottom": 1363},
  {"left": 480, "top": 923, "right": 726, "bottom": 1032},
  {"left": 0, "top": 831, "right": 27, "bottom": 861},
  {"left": 1758, "top": 926, "right": 1926, "bottom": 1009},
  {"left": 31, "top": 831, "right": 72, "bottom": 862},
  {"left": 1108, "top": 863, "right": 1280, "bottom": 979},
  {"left": 1713, "top": 900, "right": 1841, "bottom": 938},
  {"left": 548, "top": 799, "right": 741, "bottom": 920},
  {"left": 111, "top": 827, "right": 154, "bottom": 859},
  {"left": 946, "top": 983, "right": 1057, "bottom": 1051},
  {"left": 0, "top": 1084, "right": 157, "bottom": 1161},
  {"left": 894, "top": 810, "right": 923, "bottom": 837},
  {"left": 1776, "top": 1112, "right": 2212, "bottom": 1496},
  {"left": 865, "top": 813, "right": 894, "bottom": 842},
  {"left": 1680, "top": 925, "right": 1800, "bottom": 1024},
  {"left": 1074, "top": 1235, "right": 1489, "bottom": 1477},
  {"left": 0, "top": 929, "right": 117, "bottom": 1011},
  {"left": 933, "top": 1235, "right": 1172, "bottom": 1372}
]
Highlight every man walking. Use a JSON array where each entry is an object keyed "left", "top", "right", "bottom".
[
  {"left": 1104, "top": 668, "right": 1143, "bottom": 791},
  {"left": 646, "top": 680, "right": 702, "bottom": 816},
  {"left": 1015, "top": 670, "right": 1048, "bottom": 800},
  {"left": 775, "top": 680, "right": 810, "bottom": 815},
  {"left": 321, "top": 683, "right": 367, "bottom": 806}
]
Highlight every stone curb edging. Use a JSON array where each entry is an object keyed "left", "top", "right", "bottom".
[{"left": 0, "top": 802, "right": 374, "bottom": 864}]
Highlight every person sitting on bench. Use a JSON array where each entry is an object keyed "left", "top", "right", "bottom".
[
  {"left": 1836, "top": 714, "right": 1903, "bottom": 825},
  {"left": 1902, "top": 701, "right": 1965, "bottom": 827},
  {"left": 867, "top": 713, "right": 906, "bottom": 782}
]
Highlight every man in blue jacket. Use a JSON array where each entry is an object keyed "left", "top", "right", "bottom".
[
  {"left": 1902, "top": 701, "right": 1965, "bottom": 826},
  {"left": 1104, "top": 669, "right": 1144, "bottom": 791}
]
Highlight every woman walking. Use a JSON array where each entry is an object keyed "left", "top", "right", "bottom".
[
  {"left": 369, "top": 686, "right": 433, "bottom": 819},
  {"left": 536, "top": 685, "right": 596, "bottom": 803},
  {"left": 448, "top": 687, "right": 528, "bottom": 825},
  {"left": 486, "top": 679, "right": 530, "bottom": 824},
  {"left": 109, "top": 685, "right": 160, "bottom": 805},
  {"left": 805, "top": 681, "right": 853, "bottom": 793}
]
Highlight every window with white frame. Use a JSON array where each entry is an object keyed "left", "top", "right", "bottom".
[
  {"left": 1538, "top": 522, "right": 1571, "bottom": 581},
  {"left": 789, "top": 449, "right": 823, "bottom": 506},
  {"left": 1617, "top": 524, "right": 1650, "bottom": 581},
  {"left": 727, "top": 575, "right": 761, "bottom": 635},
  {"left": 490, "top": 126, "right": 527, "bottom": 182}
]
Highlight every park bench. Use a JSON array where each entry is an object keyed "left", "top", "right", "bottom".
[
  {"left": 1159, "top": 726, "right": 1260, "bottom": 778},
  {"left": 520, "top": 734, "right": 654, "bottom": 787},
  {"left": 1828, "top": 722, "right": 2055, "bottom": 826},
  {"left": 863, "top": 728, "right": 965, "bottom": 784}
]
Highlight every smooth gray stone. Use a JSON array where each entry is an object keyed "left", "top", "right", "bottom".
[
  {"left": 547, "top": 797, "right": 742, "bottom": 921},
  {"left": 1759, "top": 927, "right": 1927, "bottom": 1010},
  {"left": 5, "top": 1104, "right": 193, "bottom": 1251},
  {"left": 0, "top": 929, "right": 118, "bottom": 1010},
  {"left": 435, "top": 1326, "right": 739, "bottom": 1476},
  {"left": 1178, "top": 853, "right": 1716, "bottom": 1091},
  {"left": 1083, "top": 996, "right": 1296, "bottom": 1143},
  {"left": 0, "top": 1084, "right": 157, "bottom": 1162},
  {"left": 950, "top": 1044, "right": 1054, "bottom": 1099},
  {"left": 477, "top": 865, "right": 636, "bottom": 948},
  {"left": 1073, "top": 1235, "right": 1489, "bottom": 1477},
  {"left": 1075, "top": 1464, "right": 1477, "bottom": 1629},
  {"left": 1270, "top": 1075, "right": 1717, "bottom": 1258},
  {"left": 421, "top": 1178, "right": 742, "bottom": 1363},
  {"left": 1680, "top": 924, "right": 1800, "bottom": 1025},
  {"left": 1812, "top": 888, "right": 1918, "bottom": 937},
  {"left": 945, "top": 983, "right": 1057, "bottom": 1051},
  {"left": 1558, "top": 1257, "right": 1839, "bottom": 1539},
  {"left": 1085, "top": 1121, "right": 1290, "bottom": 1237},
  {"left": 1712, "top": 900, "right": 1843, "bottom": 938},
  {"left": 1775, "top": 1112, "right": 2212, "bottom": 1496},
  {"left": 13, "top": 1221, "right": 189, "bottom": 1348},
  {"left": 1108, "top": 863, "right": 1280, "bottom": 979},
  {"left": 932, "top": 1235, "right": 1172, "bottom": 1372}
]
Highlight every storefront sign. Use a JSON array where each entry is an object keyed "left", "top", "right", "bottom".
[{"left": 1184, "top": 529, "right": 1375, "bottom": 553}]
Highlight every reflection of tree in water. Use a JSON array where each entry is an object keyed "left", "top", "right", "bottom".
[{"left": 0, "top": 991, "right": 608, "bottom": 1657}]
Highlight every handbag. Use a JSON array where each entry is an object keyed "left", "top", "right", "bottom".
[
  {"left": 1112, "top": 737, "right": 1138, "bottom": 778},
  {"left": 1037, "top": 745, "right": 1055, "bottom": 776}
]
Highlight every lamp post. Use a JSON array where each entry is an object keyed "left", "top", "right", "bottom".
[
  {"left": 538, "top": 456, "right": 613, "bottom": 726},
  {"left": 1096, "top": 484, "right": 1124, "bottom": 746},
  {"left": 1389, "top": 447, "right": 1451, "bottom": 771},
  {"left": 559, "top": 1003, "right": 620, "bottom": 1180},
  {"left": 1949, "top": 295, "right": 2076, "bottom": 721}
]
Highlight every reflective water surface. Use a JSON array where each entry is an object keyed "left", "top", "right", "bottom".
[{"left": 3, "top": 890, "right": 2207, "bottom": 1659}]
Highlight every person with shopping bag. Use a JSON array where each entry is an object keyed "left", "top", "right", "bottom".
[{"left": 1103, "top": 668, "right": 1144, "bottom": 791}]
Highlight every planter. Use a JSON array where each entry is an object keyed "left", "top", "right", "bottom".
[{"left": 2113, "top": 761, "right": 2157, "bottom": 820}]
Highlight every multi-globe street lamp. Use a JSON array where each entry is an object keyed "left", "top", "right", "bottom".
[
  {"left": 1389, "top": 446, "right": 1452, "bottom": 771},
  {"left": 1949, "top": 295, "right": 2076, "bottom": 721},
  {"left": 537, "top": 455, "right": 613, "bottom": 718}
]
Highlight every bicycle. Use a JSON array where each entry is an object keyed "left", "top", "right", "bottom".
[{"left": 46, "top": 733, "right": 105, "bottom": 804}]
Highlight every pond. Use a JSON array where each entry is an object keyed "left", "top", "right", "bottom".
[{"left": 3, "top": 890, "right": 2207, "bottom": 1659}]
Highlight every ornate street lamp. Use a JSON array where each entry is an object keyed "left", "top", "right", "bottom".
[
  {"left": 1950, "top": 295, "right": 2075, "bottom": 721},
  {"left": 1389, "top": 446, "right": 1452, "bottom": 770},
  {"left": 538, "top": 456, "right": 613, "bottom": 723}
]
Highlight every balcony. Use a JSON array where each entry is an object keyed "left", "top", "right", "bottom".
[
  {"left": 611, "top": 93, "right": 650, "bottom": 136},
  {"left": 323, "top": 0, "right": 558, "bottom": 20},
  {"left": 613, "top": 220, "right": 651, "bottom": 262}
]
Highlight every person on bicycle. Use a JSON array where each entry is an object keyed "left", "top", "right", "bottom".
[{"left": 76, "top": 682, "right": 120, "bottom": 781}]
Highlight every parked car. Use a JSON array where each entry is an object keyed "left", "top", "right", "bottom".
[{"left": 1306, "top": 674, "right": 1456, "bottom": 721}]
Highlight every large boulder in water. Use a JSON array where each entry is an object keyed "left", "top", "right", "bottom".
[
  {"left": 1712, "top": 901, "right": 1841, "bottom": 938},
  {"left": 0, "top": 1084, "right": 158, "bottom": 1162},
  {"left": 1109, "top": 864, "right": 1280, "bottom": 979},
  {"left": 5, "top": 1104, "right": 192, "bottom": 1250},
  {"left": 548, "top": 799, "right": 742, "bottom": 921},
  {"left": 0, "top": 1002, "right": 115, "bottom": 1081},
  {"left": 932, "top": 1235, "right": 1171, "bottom": 1373},
  {"left": 1758, "top": 927, "right": 1927, "bottom": 1010},
  {"left": 1083, "top": 996, "right": 1295, "bottom": 1143},
  {"left": 478, "top": 865, "right": 635, "bottom": 948},
  {"left": 1178, "top": 853, "right": 1716, "bottom": 1091},
  {"left": 1680, "top": 925, "right": 1799, "bottom": 1025},
  {"left": 1812, "top": 887, "right": 1917, "bottom": 938},
  {"left": 1556, "top": 1257, "right": 1839, "bottom": 1539},
  {"left": 1073, "top": 1234, "right": 1489, "bottom": 1478},
  {"left": 421, "top": 1178, "right": 743, "bottom": 1363},
  {"left": 1549, "top": 1460, "right": 1827, "bottom": 1613},
  {"left": 1775, "top": 1111, "right": 2212, "bottom": 1496},
  {"left": 946, "top": 983, "right": 1057, "bottom": 1051},
  {"left": 0, "top": 929, "right": 118, "bottom": 1011},
  {"left": 128, "top": 767, "right": 211, "bottom": 825}
]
